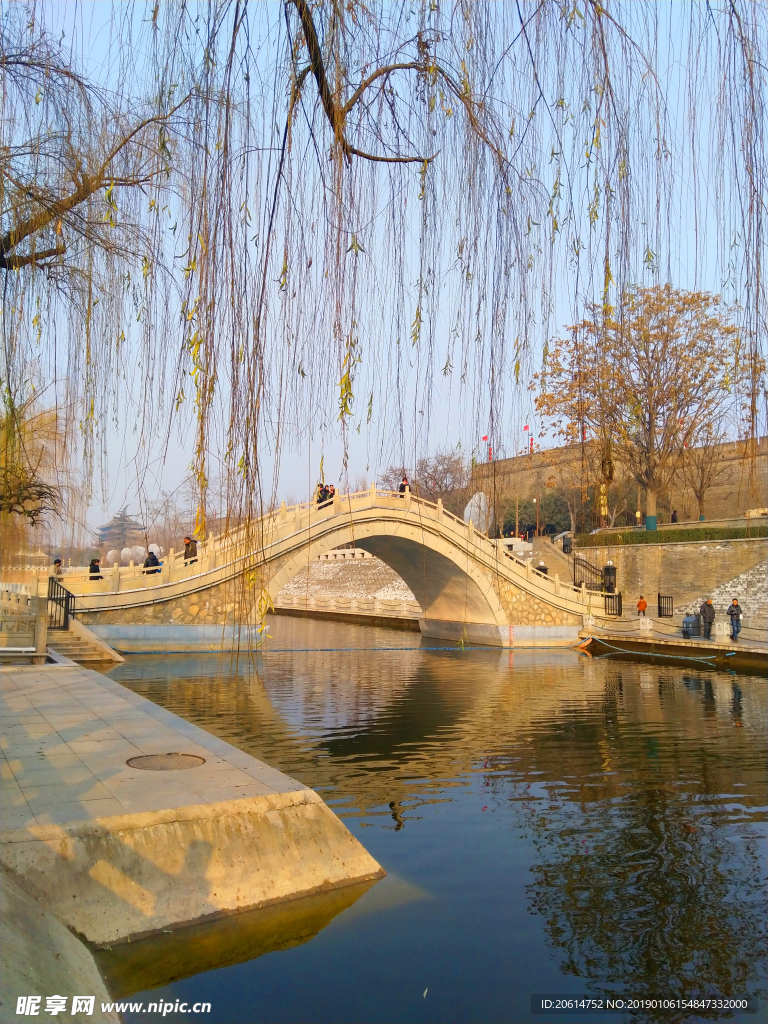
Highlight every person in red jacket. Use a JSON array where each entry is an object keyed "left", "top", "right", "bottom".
[{"left": 637, "top": 596, "right": 648, "bottom": 616}]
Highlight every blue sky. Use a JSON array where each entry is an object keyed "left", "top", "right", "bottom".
[{"left": 18, "top": 1, "right": 760, "bottom": 539}]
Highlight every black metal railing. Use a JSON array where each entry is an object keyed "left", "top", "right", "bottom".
[
  {"left": 48, "top": 577, "right": 76, "bottom": 630},
  {"left": 604, "top": 592, "right": 623, "bottom": 616},
  {"left": 657, "top": 593, "right": 674, "bottom": 618},
  {"left": 573, "top": 555, "right": 604, "bottom": 592}
]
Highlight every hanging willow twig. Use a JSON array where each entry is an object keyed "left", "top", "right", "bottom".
[{"left": 0, "top": 1, "right": 765, "bottom": 619}]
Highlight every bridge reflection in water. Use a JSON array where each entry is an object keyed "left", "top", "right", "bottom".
[{"left": 106, "top": 616, "right": 767, "bottom": 1022}]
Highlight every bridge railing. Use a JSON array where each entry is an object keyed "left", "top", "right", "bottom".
[{"left": 39, "top": 488, "right": 593, "bottom": 610}]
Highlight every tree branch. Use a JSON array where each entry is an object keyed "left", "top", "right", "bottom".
[
  {"left": 1, "top": 102, "right": 188, "bottom": 263},
  {"left": 289, "top": 0, "right": 438, "bottom": 166},
  {"left": 343, "top": 62, "right": 423, "bottom": 115},
  {"left": 289, "top": 0, "right": 350, "bottom": 158},
  {"left": 0, "top": 244, "right": 66, "bottom": 270},
  {"left": 346, "top": 146, "right": 438, "bottom": 165}
]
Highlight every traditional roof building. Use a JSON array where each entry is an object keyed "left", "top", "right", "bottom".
[{"left": 97, "top": 508, "right": 145, "bottom": 549}]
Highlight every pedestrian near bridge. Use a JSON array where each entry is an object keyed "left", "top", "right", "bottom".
[
  {"left": 637, "top": 595, "right": 647, "bottom": 616},
  {"left": 699, "top": 598, "right": 716, "bottom": 640},
  {"left": 184, "top": 536, "right": 197, "bottom": 565},
  {"left": 728, "top": 599, "right": 743, "bottom": 641}
]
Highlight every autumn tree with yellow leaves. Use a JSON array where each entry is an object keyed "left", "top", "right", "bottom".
[{"left": 534, "top": 286, "right": 755, "bottom": 529}]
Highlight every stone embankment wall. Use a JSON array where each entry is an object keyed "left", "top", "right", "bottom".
[
  {"left": 487, "top": 573, "right": 582, "bottom": 627},
  {"left": 77, "top": 575, "right": 262, "bottom": 626},
  {"left": 579, "top": 537, "right": 768, "bottom": 617},
  {"left": 679, "top": 559, "right": 768, "bottom": 623},
  {"left": 278, "top": 554, "right": 415, "bottom": 603}
]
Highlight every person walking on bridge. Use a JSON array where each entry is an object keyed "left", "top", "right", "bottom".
[
  {"left": 88, "top": 557, "right": 103, "bottom": 580},
  {"left": 637, "top": 596, "right": 647, "bottom": 617},
  {"left": 143, "top": 550, "right": 160, "bottom": 575},
  {"left": 728, "top": 598, "right": 743, "bottom": 641},
  {"left": 316, "top": 484, "right": 329, "bottom": 505},
  {"left": 398, "top": 476, "right": 409, "bottom": 495},
  {"left": 183, "top": 536, "right": 197, "bottom": 565},
  {"left": 700, "top": 598, "right": 716, "bottom": 640}
]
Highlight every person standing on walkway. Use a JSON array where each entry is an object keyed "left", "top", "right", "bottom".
[
  {"left": 183, "top": 536, "right": 197, "bottom": 565},
  {"left": 671, "top": 510, "right": 678, "bottom": 523},
  {"left": 88, "top": 557, "right": 103, "bottom": 580},
  {"left": 637, "top": 595, "right": 647, "bottom": 617},
  {"left": 53, "top": 559, "right": 63, "bottom": 576},
  {"left": 700, "top": 597, "right": 716, "bottom": 640},
  {"left": 398, "top": 476, "right": 409, "bottom": 495},
  {"left": 728, "top": 598, "right": 743, "bottom": 641}
]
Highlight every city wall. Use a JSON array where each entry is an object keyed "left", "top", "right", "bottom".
[{"left": 472, "top": 437, "right": 768, "bottom": 523}]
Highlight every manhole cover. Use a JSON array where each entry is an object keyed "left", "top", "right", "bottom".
[{"left": 126, "top": 753, "right": 206, "bottom": 771}]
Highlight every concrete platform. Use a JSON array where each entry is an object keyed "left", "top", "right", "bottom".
[
  {"left": 1, "top": 869, "right": 119, "bottom": 1023},
  {"left": 0, "top": 664, "right": 383, "bottom": 945}
]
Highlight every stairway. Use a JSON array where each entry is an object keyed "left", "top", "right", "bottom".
[
  {"left": 531, "top": 538, "right": 574, "bottom": 578},
  {"left": 47, "top": 621, "right": 124, "bottom": 664}
]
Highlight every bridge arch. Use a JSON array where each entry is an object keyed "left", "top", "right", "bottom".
[{"left": 267, "top": 519, "right": 507, "bottom": 634}]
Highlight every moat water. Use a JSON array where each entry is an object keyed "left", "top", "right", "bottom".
[{"left": 102, "top": 616, "right": 767, "bottom": 1024}]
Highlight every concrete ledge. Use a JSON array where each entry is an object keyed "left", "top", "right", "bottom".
[
  {"left": 1, "top": 790, "right": 384, "bottom": 945},
  {"left": 512, "top": 625, "right": 582, "bottom": 646},
  {"left": 1, "top": 869, "right": 119, "bottom": 1023},
  {"left": 1, "top": 665, "right": 384, "bottom": 945}
]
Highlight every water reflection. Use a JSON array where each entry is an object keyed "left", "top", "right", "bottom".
[
  {"left": 108, "top": 616, "right": 767, "bottom": 1022},
  {"left": 96, "top": 880, "right": 377, "bottom": 997}
]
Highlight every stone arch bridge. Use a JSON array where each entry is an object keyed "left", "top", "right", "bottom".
[{"left": 56, "top": 488, "right": 598, "bottom": 646}]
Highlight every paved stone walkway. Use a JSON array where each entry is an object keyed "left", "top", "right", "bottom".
[
  {"left": 1, "top": 664, "right": 304, "bottom": 832},
  {"left": 0, "top": 664, "right": 382, "bottom": 944}
]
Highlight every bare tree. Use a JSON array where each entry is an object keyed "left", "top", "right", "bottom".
[
  {"left": 681, "top": 423, "right": 730, "bottom": 521},
  {"left": 535, "top": 287, "right": 754, "bottom": 528},
  {"left": 379, "top": 465, "right": 411, "bottom": 493},
  {"left": 415, "top": 448, "right": 470, "bottom": 513}
]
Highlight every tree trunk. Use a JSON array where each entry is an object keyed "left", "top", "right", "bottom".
[
  {"left": 697, "top": 492, "right": 706, "bottom": 521},
  {"left": 645, "top": 487, "right": 658, "bottom": 531},
  {"left": 566, "top": 498, "right": 576, "bottom": 534}
]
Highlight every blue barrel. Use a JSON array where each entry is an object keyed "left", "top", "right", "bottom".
[{"left": 682, "top": 614, "right": 701, "bottom": 639}]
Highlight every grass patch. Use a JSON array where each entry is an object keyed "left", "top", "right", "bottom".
[{"left": 575, "top": 525, "right": 768, "bottom": 547}]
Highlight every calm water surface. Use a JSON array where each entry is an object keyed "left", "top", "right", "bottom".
[{"left": 104, "top": 617, "right": 767, "bottom": 1024}]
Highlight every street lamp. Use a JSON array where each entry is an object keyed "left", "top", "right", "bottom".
[{"left": 532, "top": 496, "right": 540, "bottom": 537}]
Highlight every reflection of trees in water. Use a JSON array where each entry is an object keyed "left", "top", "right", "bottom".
[
  {"left": 115, "top": 650, "right": 768, "bottom": 1007},
  {"left": 487, "top": 670, "right": 768, "bottom": 1016}
]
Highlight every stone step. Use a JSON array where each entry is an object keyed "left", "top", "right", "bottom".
[{"left": 47, "top": 624, "right": 123, "bottom": 664}]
